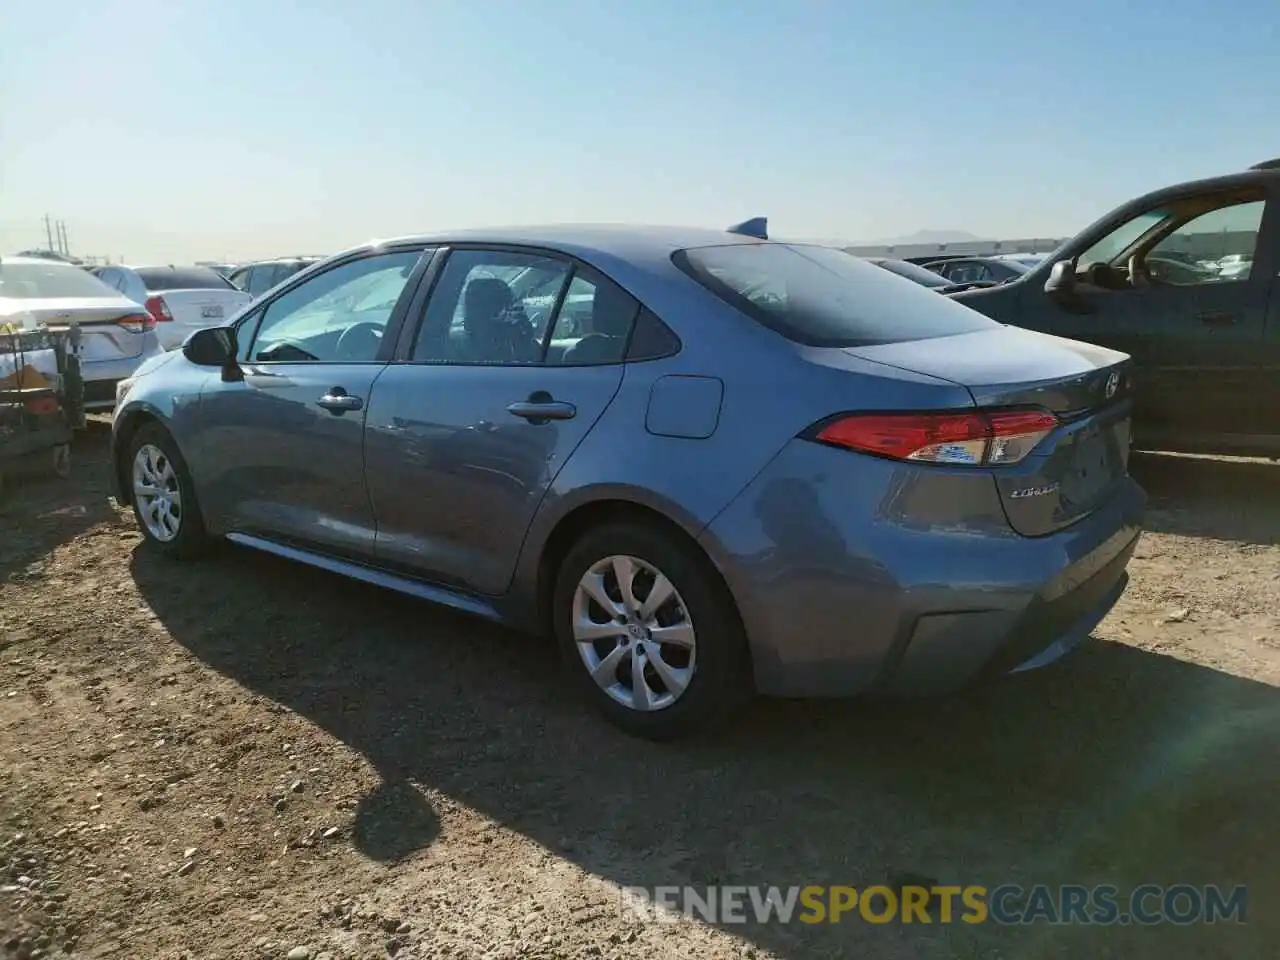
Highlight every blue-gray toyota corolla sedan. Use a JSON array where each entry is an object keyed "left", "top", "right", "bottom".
[{"left": 110, "top": 223, "right": 1144, "bottom": 739}]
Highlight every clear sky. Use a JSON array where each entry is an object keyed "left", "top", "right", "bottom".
[{"left": 2, "top": 0, "right": 1277, "bottom": 263}]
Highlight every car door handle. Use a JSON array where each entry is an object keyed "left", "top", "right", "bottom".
[
  {"left": 316, "top": 389, "right": 364, "bottom": 413},
  {"left": 1198, "top": 310, "right": 1238, "bottom": 326},
  {"left": 506, "top": 400, "right": 576, "bottom": 422}
]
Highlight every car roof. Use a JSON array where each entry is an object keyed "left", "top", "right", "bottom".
[
  {"left": 2, "top": 255, "right": 86, "bottom": 269},
  {"left": 1115, "top": 164, "right": 1280, "bottom": 211},
  {"left": 367, "top": 224, "right": 765, "bottom": 264}
]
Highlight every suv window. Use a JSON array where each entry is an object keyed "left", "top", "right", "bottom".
[
  {"left": 1076, "top": 191, "right": 1267, "bottom": 286},
  {"left": 245, "top": 251, "right": 421, "bottom": 363},
  {"left": 250, "top": 265, "right": 278, "bottom": 296},
  {"left": 1147, "top": 200, "right": 1265, "bottom": 284},
  {"left": 412, "top": 249, "right": 571, "bottom": 363},
  {"left": 677, "top": 243, "right": 998, "bottom": 348}
]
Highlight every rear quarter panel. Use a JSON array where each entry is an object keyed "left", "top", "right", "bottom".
[{"left": 507, "top": 276, "right": 978, "bottom": 619}]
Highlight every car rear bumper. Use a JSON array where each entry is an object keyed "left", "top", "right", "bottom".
[
  {"left": 81, "top": 347, "right": 160, "bottom": 409},
  {"left": 700, "top": 439, "right": 1145, "bottom": 698}
]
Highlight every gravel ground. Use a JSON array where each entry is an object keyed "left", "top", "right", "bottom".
[{"left": 1, "top": 424, "right": 1277, "bottom": 959}]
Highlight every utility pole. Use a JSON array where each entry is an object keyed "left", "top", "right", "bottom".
[
  {"left": 57, "top": 221, "right": 69, "bottom": 256},
  {"left": 44, "top": 214, "right": 55, "bottom": 252}
]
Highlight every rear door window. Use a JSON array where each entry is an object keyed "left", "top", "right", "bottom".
[{"left": 676, "top": 243, "right": 998, "bottom": 347}]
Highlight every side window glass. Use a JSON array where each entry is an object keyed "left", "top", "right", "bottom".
[
  {"left": 1078, "top": 209, "right": 1171, "bottom": 271},
  {"left": 249, "top": 266, "right": 272, "bottom": 296},
  {"left": 254, "top": 266, "right": 276, "bottom": 296},
  {"left": 547, "top": 271, "right": 639, "bottom": 365},
  {"left": 412, "top": 250, "right": 570, "bottom": 364},
  {"left": 235, "top": 309, "right": 263, "bottom": 362},
  {"left": 1147, "top": 200, "right": 1265, "bottom": 285},
  {"left": 246, "top": 251, "right": 421, "bottom": 363},
  {"left": 625, "top": 307, "right": 681, "bottom": 361}
]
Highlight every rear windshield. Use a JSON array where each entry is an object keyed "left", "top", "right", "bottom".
[
  {"left": 0, "top": 261, "right": 119, "bottom": 300},
  {"left": 675, "top": 244, "right": 998, "bottom": 347},
  {"left": 135, "top": 266, "right": 235, "bottom": 291}
]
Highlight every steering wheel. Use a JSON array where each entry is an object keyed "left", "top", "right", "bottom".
[{"left": 335, "top": 321, "right": 384, "bottom": 361}]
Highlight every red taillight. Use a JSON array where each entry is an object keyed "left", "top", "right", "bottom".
[
  {"left": 144, "top": 295, "right": 174, "bottom": 323},
  {"left": 24, "top": 395, "right": 60, "bottom": 416},
  {"left": 815, "top": 409, "right": 1058, "bottom": 466},
  {"left": 116, "top": 312, "right": 157, "bottom": 333}
]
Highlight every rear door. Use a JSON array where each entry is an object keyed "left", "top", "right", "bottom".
[
  {"left": 193, "top": 247, "right": 429, "bottom": 559},
  {"left": 364, "top": 246, "right": 633, "bottom": 594},
  {"left": 1025, "top": 189, "right": 1275, "bottom": 445}
]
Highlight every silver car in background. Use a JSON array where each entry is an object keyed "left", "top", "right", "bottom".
[
  {"left": 92, "top": 265, "right": 251, "bottom": 351},
  {"left": 0, "top": 256, "right": 163, "bottom": 410}
]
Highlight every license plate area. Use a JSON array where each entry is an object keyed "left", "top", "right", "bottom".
[
  {"left": 201, "top": 305, "right": 224, "bottom": 319},
  {"left": 1058, "top": 420, "right": 1126, "bottom": 512}
]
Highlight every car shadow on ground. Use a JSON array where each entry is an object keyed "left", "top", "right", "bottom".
[
  {"left": 0, "top": 421, "right": 119, "bottom": 583},
  {"left": 132, "top": 543, "right": 1279, "bottom": 958},
  {"left": 1130, "top": 451, "right": 1280, "bottom": 545}
]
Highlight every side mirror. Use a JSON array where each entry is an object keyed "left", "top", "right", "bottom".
[
  {"left": 183, "top": 327, "right": 243, "bottom": 381},
  {"left": 1044, "top": 259, "right": 1077, "bottom": 300}
]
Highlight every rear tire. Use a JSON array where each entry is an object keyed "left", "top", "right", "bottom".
[
  {"left": 552, "top": 522, "right": 753, "bottom": 740},
  {"left": 127, "top": 423, "right": 213, "bottom": 559}
]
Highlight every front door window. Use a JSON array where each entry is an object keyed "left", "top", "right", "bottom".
[{"left": 246, "top": 251, "right": 422, "bottom": 363}]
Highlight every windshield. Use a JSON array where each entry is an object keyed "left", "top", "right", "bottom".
[
  {"left": 0, "top": 260, "right": 120, "bottom": 300},
  {"left": 135, "top": 266, "right": 236, "bottom": 291},
  {"left": 1077, "top": 209, "right": 1170, "bottom": 268},
  {"left": 676, "top": 244, "right": 998, "bottom": 348},
  {"left": 1001, "top": 259, "right": 1032, "bottom": 274},
  {"left": 870, "top": 259, "right": 954, "bottom": 287}
]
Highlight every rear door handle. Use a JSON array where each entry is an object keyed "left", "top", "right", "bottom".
[
  {"left": 507, "top": 400, "right": 576, "bottom": 423},
  {"left": 316, "top": 388, "right": 364, "bottom": 413},
  {"left": 1197, "top": 310, "right": 1238, "bottom": 326}
]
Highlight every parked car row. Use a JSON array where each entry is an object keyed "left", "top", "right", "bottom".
[
  {"left": 20, "top": 156, "right": 1280, "bottom": 737},
  {"left": 90, "top": 265, "right": 252, "bottom": 351}
]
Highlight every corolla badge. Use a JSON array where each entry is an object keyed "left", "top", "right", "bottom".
[
  {"left": 1105, "top": 370, "right": 1120, "bottom": 399},
  {"left": 1009, "top": 483, "right": 1060, "bottom": 499}
]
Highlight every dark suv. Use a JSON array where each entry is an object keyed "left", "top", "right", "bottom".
[
  {"left": 953, "top": 159, "right": 1280, "bottom": 456},
  {"left": 228, "top": 257, "right": 323, "bottom": 299}
]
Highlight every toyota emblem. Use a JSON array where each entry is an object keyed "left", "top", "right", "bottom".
[{"left": 1105, "top": 371, "right": 1120, "bottom": 399}]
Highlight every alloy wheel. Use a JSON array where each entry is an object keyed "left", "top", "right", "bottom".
[
  {"left": 132, "top": 443, "right": 183, "bottom": 542},
  {"left": 571, "top": 554, "right": 697, "bottom": 712}
]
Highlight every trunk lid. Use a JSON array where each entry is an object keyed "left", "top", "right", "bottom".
[
  {"left": 3, "top": 296, "right": 152, "bottom": 361},
  {"left": 152, "top": 288, "right": 251, "bottom": 329},
  {"left": 848, "top": 325, "right": 1134, "bottom": 536}
]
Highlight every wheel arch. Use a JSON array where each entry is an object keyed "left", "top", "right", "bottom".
[
  {"left": 111, "top": 404, "right": 176, "bottom": 507},
  {"left": 531, "top": 494, "right": 745, "bottom": 654}
]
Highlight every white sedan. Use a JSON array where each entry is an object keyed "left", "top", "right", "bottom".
[{"left": 92, "top": 264, "right": 251, "bottom": 350}]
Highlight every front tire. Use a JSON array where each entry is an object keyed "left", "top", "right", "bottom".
[
  {"left": 552, "top": 522, "right": 752, "bottom": 740},
  {"left": 127, "top": 424, "right": 212, "bottom": 559}
]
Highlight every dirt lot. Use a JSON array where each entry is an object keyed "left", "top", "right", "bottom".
[{"left": 1, "top": 424, "right": 1278, "bottom": 959}]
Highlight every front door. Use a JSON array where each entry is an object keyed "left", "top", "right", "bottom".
[
  {"left": 1032, "top": 190, "right": 1274, "bottom": 444},
  {"left": 193, "top": 247, "right": 427, "bottom": 558},
  {"left": 364, "top": 247, "right": 639, "bottom": 595}
]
